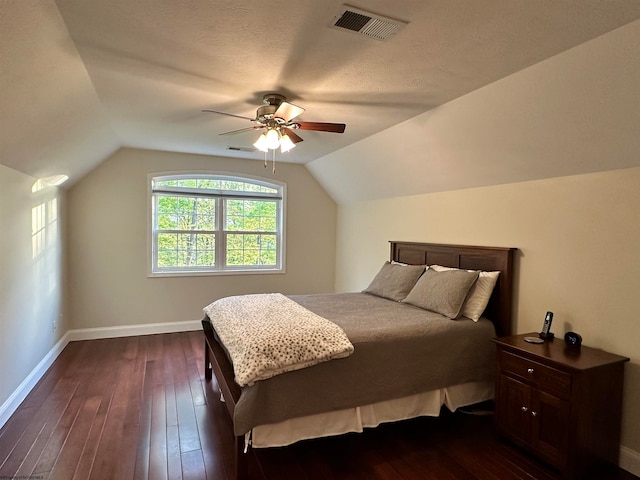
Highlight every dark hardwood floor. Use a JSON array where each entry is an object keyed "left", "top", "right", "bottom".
[{"left": 0, "top": 332, "right": 636, "bottom": 480}]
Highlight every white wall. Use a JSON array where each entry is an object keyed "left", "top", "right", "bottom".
[
  {"left": 0, "top": 164, "right": 68, "bottom": 420},
  {"left": 67, "top": 148, "right": 337, "bottom": 329}
]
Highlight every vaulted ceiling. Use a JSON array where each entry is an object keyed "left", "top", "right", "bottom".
[{"left": 2, "top": 0, "right": 640, "bottom": 193}]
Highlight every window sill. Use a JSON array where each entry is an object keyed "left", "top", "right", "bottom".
[{"left": 148, "top": 268, "right": 285, "bottom": 278}]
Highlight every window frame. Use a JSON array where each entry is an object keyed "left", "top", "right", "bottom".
[{"left": 148, "top": 171, "right": 286, "bottom": 277}]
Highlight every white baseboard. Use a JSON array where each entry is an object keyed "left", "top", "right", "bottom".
[
  {"left": 0, "top": 331, "right": 70, "bottom": 429},
  {"left": 66, "top": 319, "right": 202, "bottom": 341},
  {"left": 0, "top": 319, "right": 202, "bottom": 430},
  {"left": 620, "top": 445, "right": 640, "bottom": 477}
]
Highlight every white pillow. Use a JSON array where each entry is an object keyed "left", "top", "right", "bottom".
[{"left": 429, "top": 265, "right": 500, "bottom": 321}]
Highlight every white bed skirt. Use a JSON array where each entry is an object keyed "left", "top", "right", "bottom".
[{"left": 249, "top": 380, "right": 494, "bottom": 448}]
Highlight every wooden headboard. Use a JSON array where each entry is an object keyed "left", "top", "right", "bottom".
[{"left": 390, "top": 241, "right": 517, "bottom": 337}]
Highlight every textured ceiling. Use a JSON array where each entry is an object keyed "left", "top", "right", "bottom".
[{"left": 2, "top": 0, "right": 640, "bottom": 187}]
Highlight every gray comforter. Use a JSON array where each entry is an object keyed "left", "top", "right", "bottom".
[{"left": 211, "top": 292, "right": 497, "bottom": 435}]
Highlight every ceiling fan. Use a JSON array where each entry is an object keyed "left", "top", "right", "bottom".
[{"left": 202, "top": 93, "right": 346, "bottom": 155}]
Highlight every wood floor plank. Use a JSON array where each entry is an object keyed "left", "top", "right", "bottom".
[
  {"left": 163, "top": 334, "right": 180, "bottom": 385},
  {"left": 149, "top": 383, "right": 169, "bottom": 480},
  {"left": 48, "top": 395, "right": 102, "bottom": 479},
  {"left": 199, "top": 377, "right": 239, "bottom": 479},
  {"left": 74, "top": 339, "right": 119, "bottom": 398},
  {"left": 72, "top": 392, "right": 111, "bottom": 480},
  {"left": 124, "top": 336, "right": 146, "bottom": 429},
  {"left": 19, "top": 342, "right": 82, "bottom": 410},
  {"left": 133, "top": 362, "right": 154, "bottom": 480},
  {"left": 166, "top": 333, "right": 187, "bottom": 385},
  {"left": 188, "top": 366, "right": 206, "bottom": 407},
  {"left": 166, "top": 424, "right": 183, "bottom": 480},
  {"left": 112, "top": 424, "right": 142, "bottom": 480},
  {"left": 0, "top": 421, "right": 45, "bottom": 477},
  {"left": 165, "top": 382, "right": 178, "bottom": 428},
  {"left": 0, "top": 378, "right": 79, "bottom": 476},
  {"left": 89, "top": 345, "right": 140, "bottom": 480},
  {"left": 175, "top": 378, "right": 202, "bottom": 454},
  {"left": 194, "top": 404, "right": 232, "bottom": 480},
  {"left": 31, "top": 395, "right": 84, "bottom": 475},
  {"left": 189, "top": 331, "right": 207, "bottom": 381},
  {"left": 181, "top": 448, "right": 207, "bottom": 480},
  {"left": 0, "top": 407, "right": 38, "bottom": 466}
]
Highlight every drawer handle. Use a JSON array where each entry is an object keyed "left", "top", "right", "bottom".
[
  {"left": 521, "top": 406, "right": 528, "bottom": 413},
  {"left": 531, "top": 411, "right": 537, "bottom": 417},
  {"left": 527, "top": 368, "right": 534, "bottom": 374}
]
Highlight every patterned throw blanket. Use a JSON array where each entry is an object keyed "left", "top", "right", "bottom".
[{"left": 203, "top": 293, "right": 354, "bottom": 386}]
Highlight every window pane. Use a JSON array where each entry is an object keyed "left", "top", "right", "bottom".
[
  {"left": 157, "top": 233, "right": 178, "bottom": 267},
  {"left": 195, "top": 234, "right": 216, "bottom": 266},
  {"left": 225, "top": 199, "right": 277, "bottom": 232},
  {"left": 196, "top": 213, "right": 216, "bottom": 230},
  {"left": 226, "top": 233, "right": 277, "bottom": 266},
  {"left": 196, "top": 178, "right": 221, "bottom": 190},
  {"left": 177, "top": 179, "right": 197, "bottom": 188},
  {"left": 261, "top": 217, "right": 276, "bottom": 231},
  {"left": 157, "top": 195, "right": 216, "bottom": 231},
  {"left": 155, "top": 176, "right": 278, "bottom": 195},
  {"left": 157, "top": 232, "right": 216, "bottom": 268},
  {"left": 157, "top": 213, "right": 177, "bottom": 229},
  {"left": 157, "top": 196, "right": 179, "bottom": 219},
  {"left": 155, "top": 179, "right": 178, "bottom": 188}
]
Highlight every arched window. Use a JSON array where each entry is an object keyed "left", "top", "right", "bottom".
[{"left": 150, "top": 173, "right": 285, "bottom": 275}]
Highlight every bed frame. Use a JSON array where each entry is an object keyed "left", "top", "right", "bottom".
[{"left": 201, "top": 241, "right": 516, "bottom": 479}]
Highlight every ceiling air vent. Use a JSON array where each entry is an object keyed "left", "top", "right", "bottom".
[
  {"left": 330, "top": 5, "right": 407, "bottom": 41},
  {"left": 226, "top": 146, "right": 256, "bottom": 153}
]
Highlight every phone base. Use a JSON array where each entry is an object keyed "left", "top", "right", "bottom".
[
  {"left": 539, "top": 331, "right": 555, "bottom": 340},
  {"left": 524, "top": 336, "right": 544, "bottom": 344}
]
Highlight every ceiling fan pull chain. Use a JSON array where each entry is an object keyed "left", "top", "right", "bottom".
[
  {"left": 272, "top": 150, "right": 276, "bottom": 174},
  {"left": 264, "top": 152, "right": 268, "bottom": 169}
]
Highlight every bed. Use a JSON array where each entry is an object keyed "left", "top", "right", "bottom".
[{"left": 201, "top": 241, "right": 516, "bottom": 479}]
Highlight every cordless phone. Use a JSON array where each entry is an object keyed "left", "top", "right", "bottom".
[
  {"left": 539, "top": 311, "right": 554, "bottom": 339},
  {"left": 524, "top": 311, "right": 555, "bottom": 344}
]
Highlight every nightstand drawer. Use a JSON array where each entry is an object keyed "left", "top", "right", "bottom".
[{"left": 499, "top": 350, "right": 571, "bottom": 396}]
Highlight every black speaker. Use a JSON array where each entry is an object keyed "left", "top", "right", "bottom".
[{"left": 564, "top": 331, "right": 582, "bottom": 348}]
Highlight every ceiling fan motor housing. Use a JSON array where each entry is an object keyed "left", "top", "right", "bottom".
[
  {"left": 262, "top": 93, "right": 286, "bottom": 106},
  {"left": 256, "top": 105, "right": 279, "bottom": 123}
]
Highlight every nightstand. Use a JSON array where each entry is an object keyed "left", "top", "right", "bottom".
[{"left": 493, "top": 333, "right": 629, "bottom": 479}]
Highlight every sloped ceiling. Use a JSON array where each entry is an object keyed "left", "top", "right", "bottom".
[{"left": 2, "top": 0, "right": 640, "bottom": 191}]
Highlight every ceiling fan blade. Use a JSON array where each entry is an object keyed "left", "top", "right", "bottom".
[
  {"left": 274, "top": 101, "right": 305, "bottom": 122},
  {"left": 202, "top": 109, "right": 255, "bottom": 121},
  {"left": 282, "top": 127, "right": 304, "bottom": 144},
  {"left": 296, "top": 122, "right": 346, "bottom": 133},
  {"left": 219, "top": 126, "right": 263, "bottom": 136}
]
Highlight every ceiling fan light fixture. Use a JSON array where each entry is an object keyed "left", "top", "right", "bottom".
[
  {"left": 253, "top": 133, "right": 269, "bottom": 152},
  {"left": 280, "top": 133, "right": 295, "bottom": 153},
  {"left": 265, "top": 128, "right": 280, "bottom": 149}
]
